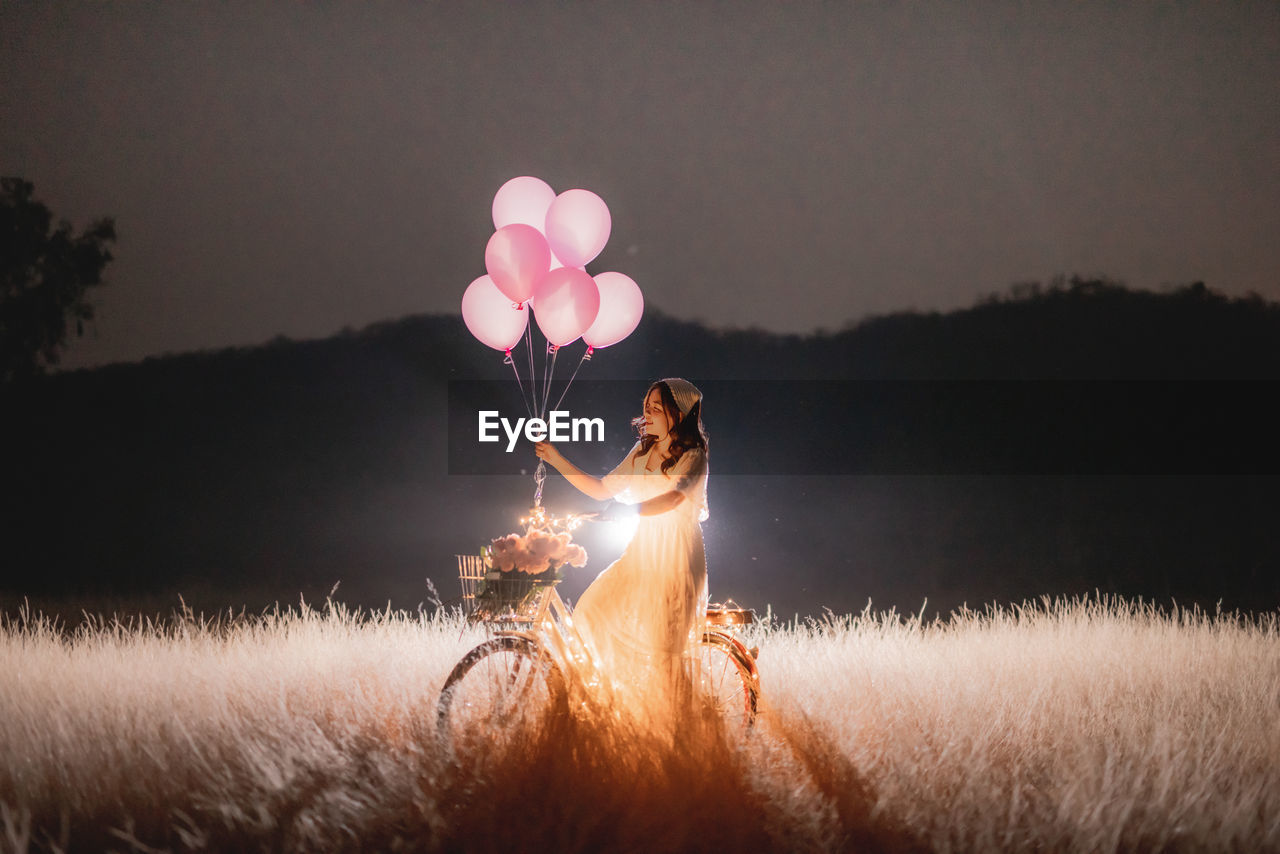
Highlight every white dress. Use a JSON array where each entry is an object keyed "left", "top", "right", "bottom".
[{"left": 571, "top": 441, "right": 710, "bottom": 704}]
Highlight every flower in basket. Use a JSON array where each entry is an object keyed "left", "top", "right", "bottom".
[
  {"left": 472, "top": 509, "right": 590, "bottom": 618},
  {"left": 486, "top": 534, "right": 523, "bottom": 573},
  {"left": 483, "top": 525, "right": 588, "bottom": 578},
  {"left": 522, "top": 529, "right": 560, "bottom": 571}
]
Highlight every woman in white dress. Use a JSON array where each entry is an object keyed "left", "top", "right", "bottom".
[{"left": 533, "top": 378, "right": 709, "bottom": 712}]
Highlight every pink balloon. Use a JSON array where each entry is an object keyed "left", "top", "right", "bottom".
[
  {"left": 492, "top": 176, "right": 556, "bottom": 232},
  {"left": 549, "top": 247, "right": 587, "bottom": 273},
  {"left": 485, "top": 224, "right": 550, "bottom": 304},
  {"left": 582, "top": 272, "right": 644, "bottom": 349},
  {"left": 531, "top": 267, "right": 600, "bottom": 347},
  {"left": 545, "top": 189, "right": 611, "bottom": 268},
  {"left": 461, "top": 275, "right": 529, "bottom": 351}
]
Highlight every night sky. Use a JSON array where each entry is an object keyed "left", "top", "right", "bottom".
[{"left": 2, "top": 2, "right": 1278, "bottom": 370}]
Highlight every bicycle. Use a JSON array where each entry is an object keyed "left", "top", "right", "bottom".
[{"left": 436, "top": 529, "right": 762, "bottom": 744}]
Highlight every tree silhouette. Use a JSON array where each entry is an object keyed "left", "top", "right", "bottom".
[{"left": 1, "top": 177, "right": 116, "bottom": 382}]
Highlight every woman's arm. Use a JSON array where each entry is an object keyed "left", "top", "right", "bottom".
[
  {"left": 636, "top": 448, "right": 703, "bottom": 516},
  {"left": 636, "top": 490, "right": 685, "bottom": 516},
  {"left": 533, "top": 441, "right": 617, "bottom": 501}
]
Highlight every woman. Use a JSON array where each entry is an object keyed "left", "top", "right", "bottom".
[{"left": 533, "top": 378, "right": 709, "bottom": 711}]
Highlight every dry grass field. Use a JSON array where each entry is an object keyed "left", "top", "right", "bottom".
[{"left": 1, "top": 595, "right": 1278, "bottom": 853}]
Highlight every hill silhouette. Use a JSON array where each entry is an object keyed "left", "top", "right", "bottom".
[{"left": 2, "top": 277, "right": 1278, "bottom": 618}]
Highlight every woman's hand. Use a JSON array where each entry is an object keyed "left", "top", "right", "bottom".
[
  {"left": 533, "top": 440, "right": 566, "bottom": 470},
  {"left": 534, "top": 443, "right": 613, "bottom": 500}
]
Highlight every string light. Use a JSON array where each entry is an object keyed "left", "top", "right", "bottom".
[{"left": 518, "top": 505, "right": 590, "bottom": 534}]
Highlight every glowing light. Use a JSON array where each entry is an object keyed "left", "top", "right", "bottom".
[
  {"left": 601, "top": 513, "right": 639, "bottom": 551},
  {"left": 518, "top": 504, "right": 591, "bottom": 534}
]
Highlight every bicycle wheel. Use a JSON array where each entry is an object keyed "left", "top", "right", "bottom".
[
  {"left": 436, "top": 635, "right": 564, "bottom": 746},
  {"left": 694, "top": 632, "right": 759, "bottom": 728}
]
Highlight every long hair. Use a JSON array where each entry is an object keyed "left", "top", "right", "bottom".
[{"left": 629, "top": 380, "right": 709, "bottom": 475}]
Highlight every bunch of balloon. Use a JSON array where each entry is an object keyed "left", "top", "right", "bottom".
[{"left": 460, "top": 176, "right": 645, "bottom": 505}]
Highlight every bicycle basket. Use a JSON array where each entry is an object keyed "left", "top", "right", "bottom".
[
  {"left": 457, "top": 555, "right": 558, "bottom": 623},
  {"left": 455, "top": 555, "right": 487, "bottom": 614}
]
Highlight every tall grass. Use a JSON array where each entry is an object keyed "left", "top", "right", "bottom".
[{"left": 1, "top": 596, "right": 1277, "bottom": 852}]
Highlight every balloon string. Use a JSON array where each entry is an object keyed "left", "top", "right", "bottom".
[
  {"left": 511, "top": 323, "right": 536, "bottom": 418},
  {"left": 525, "top": 316, "right": 537, "bottom": 415},
  {"left": 540, "top": 340, "right": 550, "bottom": 419},
  {"left": 535, "top": 343, "right": 560, "bottom": 512},
  {"left": 529, "top": 324, "right": 550, "bottom": 508},
  {"left": 531, "top": 329, "right": 553, "bottom": 508},
  {"left": 537, "top": 338, "right": 548, "bottom": 419},
  {"left": 540, "top": 343, "right": 559, "bottom": 420},
  {"left": 533, "top": 459, "right": 547, "bottom": 507},
  {"left": 552, "top": 346, "right": 593, "bottom": 413},
  {"left": 504, "top": 349, "right": 534, "bottom": 420}
]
